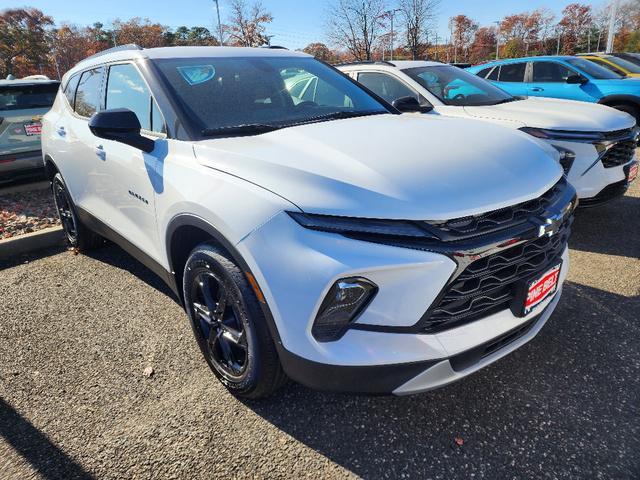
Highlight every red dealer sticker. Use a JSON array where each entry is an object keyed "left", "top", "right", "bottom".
[
  {"left": 627, "top": 162, "right": 638, "bottom": 183},
  {"left": 24, "top": 122, "right": 42, "bottom": 136},
  {"left": 523, "top": 263, "right": 561, "bottom": 316}
]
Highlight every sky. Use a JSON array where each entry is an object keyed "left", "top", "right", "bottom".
[{"left": 1, "top": 0, "right": 609, "bottom": 50}]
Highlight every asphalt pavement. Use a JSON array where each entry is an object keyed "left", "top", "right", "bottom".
[{"left": 0, "top": 181, "right": 638, "bottom": 479}]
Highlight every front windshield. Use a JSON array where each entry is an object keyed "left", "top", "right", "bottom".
[
  {"left": 152, "top": 56, "right": 389, "bottom": 135},
  {"left": 565, "top": 58, "right": 624, "bottom": 79},
  {"left": 402, "top": 65, "right": 514, "bottom": 106}
]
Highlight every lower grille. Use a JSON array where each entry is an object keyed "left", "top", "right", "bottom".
[
  {"left": 601, "top": 140, "right": 636, "bottom": 168},
  {"left": 419, "top": 218, "right": 571, "bottom": 334},
  {"left": 579, "top": 179, "right": 629, "bottom": 207}
]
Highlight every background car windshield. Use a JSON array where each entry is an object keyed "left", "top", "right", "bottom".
[
  {"left": 152, "top": 56, "right": 388, "bottom": 132},
  {"left": 565, "top": 58, "right": 623, "bottom": 79},
  {"left": 402, "top": 65, "right": 513, "bottom": 106},
  {"left": 605, "top": 56, "right": 640, "bottom": 74},
  {"left": 0, "top": 83, "right": 58, "bottom": 111}
]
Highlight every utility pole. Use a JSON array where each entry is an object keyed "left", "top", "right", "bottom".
[
  {"left": 588, "top": 28, "right": 591, "bottom": 53},
  {"left": 434, "top": 32, "right": 439, "bottom": 61},
  {"left": 556, "top": 28, "right": 561, "bottom": 55},
  {"left": 606, "top": 0, "right": 619, "bottom": 53},
  {"left": 494, "top": 21, "right": 500, "bottom": 60},
  {"left": 213, "top": 0, "right": 224, "bottom": 46},
  {"left": 384, "top": 9, "right": 402, "bottom": 62}
]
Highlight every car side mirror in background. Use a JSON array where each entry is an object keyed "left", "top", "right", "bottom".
[
  {"left": 89, "top": 108, "right": 155, "bottom": 153},
  {"left": 566, "top": 74, "right": 588, "bottom": 85},
  {"left": 392, "top": 96, "right": 432, "bottom": 113}
]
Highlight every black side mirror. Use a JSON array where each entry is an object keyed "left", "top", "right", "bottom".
[
  {"left": 89, "top": 108, "right": 155, "bottom": 153},
  {"left": 566, "top": 74, "right": 588, "bottom": 85},
  {"left": 392, "top": 96, "right": 432, "bottom": 113}
]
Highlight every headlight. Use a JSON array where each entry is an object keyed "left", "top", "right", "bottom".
[
  {"left": 519, "top": 127, "right": 603, "bottom": 142},
  {"left": 287, "top": 212, "right": 437, "bottom": 239},
  {"left": 312, "top": 277, "right": 377, "bottom": 342},
  {"left": 552, "top": 146, "right": 576, "bottom": 174}
]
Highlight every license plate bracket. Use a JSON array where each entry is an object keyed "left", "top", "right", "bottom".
[{"left": 510, "top": 261, "right": 562, "bottom": 317}]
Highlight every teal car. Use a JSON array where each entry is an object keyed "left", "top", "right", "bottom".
[{"left": 467, "top": 56, "right": 640, "bottom": 121}]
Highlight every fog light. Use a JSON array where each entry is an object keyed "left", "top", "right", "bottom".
[{"left": 312, "top": 277, "right": 377, "bottom": 342}]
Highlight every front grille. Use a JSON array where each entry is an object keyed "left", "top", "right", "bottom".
[
  {"left": 433, "top": 178, "right": 568, "bottom": 240},
  {"left": 603, "top": 128, "right": 634, "bottom": 140},
  {"left": 419, "top": 213, "right": 572, "bottom": 334},
  {"left": 601, "top": 140, "right": 636, "bottom": 168}
]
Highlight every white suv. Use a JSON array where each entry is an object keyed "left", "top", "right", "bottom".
[
  {"left": 42, "top": 46, "right": 577, "bottom": 398},
  {"left": 338, "top": 61, "right": 639, "bottom": 206}
]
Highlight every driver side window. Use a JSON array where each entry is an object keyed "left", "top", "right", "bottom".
[
  {"left": 283, "top": 69, "right": 353, "bottom": 108},
  {"left": 357, "top": 72, "right": 422, "bottom": 104},
  {"left": 531, "top": 62, "right": 573, "bottom": 83}
]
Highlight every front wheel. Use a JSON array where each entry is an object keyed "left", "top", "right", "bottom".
[{"left": 183, "top": 243, "right": 287, "bottom": 398}]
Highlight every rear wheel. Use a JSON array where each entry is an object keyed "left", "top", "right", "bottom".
[
  {"left": 183, "top": 243, "right": 287, "bottom": 398},
  {"left": 52, "top": 173, "right": 102, "bottom": 250}
]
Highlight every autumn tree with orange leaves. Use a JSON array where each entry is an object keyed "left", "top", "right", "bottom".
[{"left": 558, "top": 3, "right": 592, "bottom": 54}]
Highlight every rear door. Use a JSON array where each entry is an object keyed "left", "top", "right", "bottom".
[{"left": 526, "top": 61, "right": 593, "bottom": 101}]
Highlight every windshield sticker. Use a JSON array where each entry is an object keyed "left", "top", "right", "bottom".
[{"left": 177, "top": 65, "right": 216, "bottom": 85}]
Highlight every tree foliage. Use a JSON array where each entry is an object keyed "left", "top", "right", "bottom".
[
  {"left": 399, "top": 0, "right": 440, "bottom": 60},
  {"left": 0, "top": 8, "right": 53, "bottom": 77},
  {"left": 326, "top": 0, "right": 387, "bottom": 61},
  {"left": 225, "top": 0, "right": 273, "bottom": 47}
]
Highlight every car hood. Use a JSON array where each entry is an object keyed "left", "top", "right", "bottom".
[
  {"left": 463, "top": 97, "right": 636, "bottom": 131},
  {"left": 193, "top": 114, "right": 562, "bottom": 220}
]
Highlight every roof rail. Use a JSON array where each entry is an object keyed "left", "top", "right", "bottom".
[
  {"left": 333, "top": 60, "right": 396, "bottom": 67},
  {"left": 83, "top": 44, "right": 143, "bottom": 62},
  {"left": 262, "top": 45, "right": 288, "bottom": 50}
]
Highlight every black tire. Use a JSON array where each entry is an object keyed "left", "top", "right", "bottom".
[
  {"left": 183, "top": 243, "right": 287, "bottom": 399},
  {"left": 609, "top": 103, "right": 640, "bottom": 123},
  {"left": 51, "top": 173, "right": 103, "bottom": 250}
]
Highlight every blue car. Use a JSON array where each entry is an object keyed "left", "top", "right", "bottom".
[{"left": 467, "top": 56, "right": 640, "bottom": 121}]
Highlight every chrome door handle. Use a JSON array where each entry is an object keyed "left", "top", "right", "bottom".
[
  {"left": 57, "top": 126, "right": 66, "bottom": 137},
  {"left": 95, "top": 144, "right": 106, "bottom": 159}
]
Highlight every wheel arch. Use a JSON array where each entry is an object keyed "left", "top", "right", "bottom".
[
  {"left": 597, "top": 94, "right": 640, "bottom": 109},
  {"left": 165, "top": 214, "right": 283, "bottom": 345},
  {"left": 43, "top": 154, "right": 59, "bottom": 180}
]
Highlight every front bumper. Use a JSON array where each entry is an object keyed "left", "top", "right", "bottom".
[
  {"left": 238, "top": 208, "right": 570, "bottom": 394},
  {"left": 552, "top": 137, "right": 636, "bottom": 204},
  {"left": 277, "top": 292, "right": 560, "bottom": 395}
]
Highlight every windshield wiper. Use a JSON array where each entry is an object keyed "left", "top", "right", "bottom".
[{"left": 201, "top": 123, "right": 282, "bottom": 137}]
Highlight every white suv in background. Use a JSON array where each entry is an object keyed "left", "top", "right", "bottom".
[
  {"left": 42, "top": 46, "right": 577, "bottom": 398},
  {"left": 338, "top": 61, "right": 639, "bottom": 206}
]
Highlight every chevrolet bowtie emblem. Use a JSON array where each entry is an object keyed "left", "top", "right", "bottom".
[{"left": 538, "top": 212, "right": 564, "bottom": 238}]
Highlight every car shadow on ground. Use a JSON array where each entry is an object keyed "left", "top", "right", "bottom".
[
  {"left": 570, "top": 193, "right": 640, "bottom": 259},
  {"left": 0, "top": 398, "right": 93, "bottom": 480},
  {"left": 239, "top": 280, "right": 639, "bottom": 478}
]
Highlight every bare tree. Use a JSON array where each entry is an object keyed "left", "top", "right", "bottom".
[
  {"left": 398, "top": 0, "right": 440, "bottom": 60},
  {"left": 326, "top": 0, "right": 387, "bottom": 61},
  {"left": 226, "top": 0, "right": 273, "bottom": 47}
]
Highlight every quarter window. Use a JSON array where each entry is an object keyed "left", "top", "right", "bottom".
[
  {"left": 64, "top": 74, "right": 80, "bottom": 108},
  {"left": 75, "top": 67, "right": 104, "bottom": 117},
  {"left": 498, "top": 63, "right": 526, "bottom": 82},
  {"left": 477, "top": 67, "right": 493, "bottom": 78},
  {"left": 487, "top": 66, "right": 499, "bottom": 81},
  {"left": 532, "top": 62, "right": 574, "bottom": 83}
]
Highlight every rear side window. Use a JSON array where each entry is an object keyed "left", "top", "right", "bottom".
[
  {"left": 357, "top": 72, "right": 420, "bottom": 104},
  {"left": 64, "top": 74, "right": 80, "bottom": 108},
  {"left": 75, "top": 67, "right": 104, "bottom": 117},
  {"left": 487, "top": 66, "right": 499, "bottom": 81},
  {"left": 498, "top": 63, "right": 526, "bottom": 82},
  {"left": 532, "top": 62, "right": 573, "bottom": 83},
  {"left": 0, "top": 83, "right": 59, "bottom": 111}
]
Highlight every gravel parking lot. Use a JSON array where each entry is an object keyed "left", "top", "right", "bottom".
[{"left": 0, "top": 181, "right": 638, "bottom": 479}]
